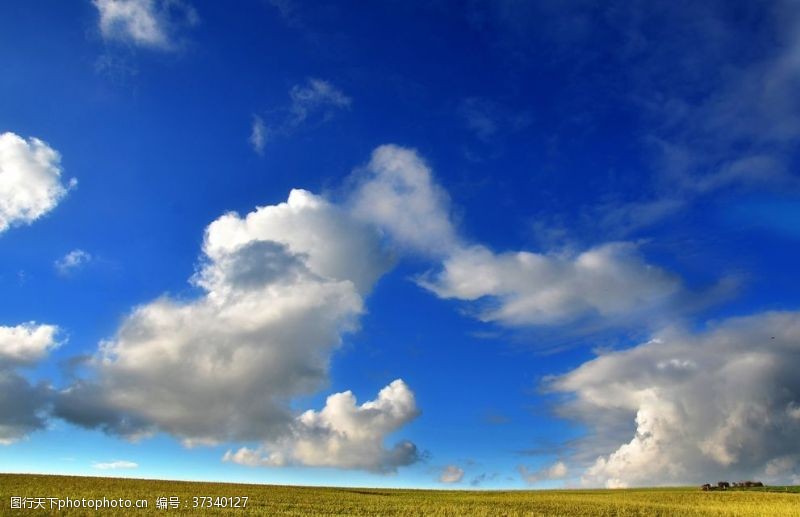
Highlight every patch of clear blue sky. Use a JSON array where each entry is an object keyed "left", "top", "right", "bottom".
[{"left": 0, "top": 0, "right": 798, "bottom": 487}]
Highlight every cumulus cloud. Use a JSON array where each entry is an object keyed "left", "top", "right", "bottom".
[
  {"left": 439, "top": 465, "right": 465, "bottom": 483},
  {"left": 421, "top": 242, "right": 682, "bottom": 327},
  {"left": 0, "top": 323, "right": 60, "bottom": 444},
  {"left": 93, "top": 0, "right": 198, "bottom": 49},
  {"left": 55, "top": 249, "right": 92, "bottom": 275},
  {"left": 0, "top": 132, "right": 75, "bottom": 234},
  {"left": 349, "top": 145, "right": 697, "bottom": 328},
  {"left": 223, "top": 379, "right": 420, "bottom": 473},
  {"left": 0, "top": 323, "right": 60, "bottom": 366},
  {"left": 349, "top": 145, "right": 460, "bottom": 256},
  {"left": 518, "top": 461, "right": 568, "bottom": 485},
  {"left": 551, "top": 311, "right": 800, "bottom": 487},
  {"left": 93, "top": 460, "right": 138, "bottom": 470},
  {"left": 54, "top": 189, "right": 416, "bottom": 471}
]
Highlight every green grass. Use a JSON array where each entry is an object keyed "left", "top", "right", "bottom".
[{"left": 1, "top": 474, "right": 798, "bottom": 516}]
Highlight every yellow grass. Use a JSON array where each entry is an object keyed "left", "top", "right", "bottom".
[{"left": 1, "top": 474, "right": 798, "bottom": 516}]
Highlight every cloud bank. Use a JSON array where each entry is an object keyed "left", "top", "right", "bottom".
[
  {"left": 551, "top": 311, "right": 800, "bottom": 487},
  {"left": 54, "top": 188, "right": 419, "bottom": 471},
  {"left": 56, "top": 189, "right": 393, "bottom": 445}
]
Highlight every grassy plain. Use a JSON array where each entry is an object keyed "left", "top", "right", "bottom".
[{"left": 1, "top": 474, "right": 798, "bottom": 516}]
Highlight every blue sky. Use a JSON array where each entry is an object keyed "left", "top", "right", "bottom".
[{"left": 1, "top": 0, "right": 800, "bottom": 489}]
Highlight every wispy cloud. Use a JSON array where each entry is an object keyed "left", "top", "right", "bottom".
[
  {"left": 593, "top": 0, "right": 800, "bottom": 235},
  {"left": 92, "top": 460, "right": 138, "bottom": 470},
  {"left": 92, "top": 0, "right": 198, "bottom": 50},
  {"left": 249, "top": 79, "right": 351, "bottom": 153},
  {"left": 458, "top": 97, "right": 531, "bottom": 141},
  {"left": 249, "top": 115, "right": 266, "bottom": 155},
  {"left": 54, "top": 249, "right": 92, "bottom": 276}
]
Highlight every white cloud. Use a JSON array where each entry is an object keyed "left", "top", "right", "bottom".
[
  {"left": 93, "top": 460, "right": 138, "bottom": 470},
  {"left": 551, "top": 311, "right": 800, "bottom": 487},
  {"left": 93, "top": 0, "right": 198, "bottom": 49},
  {"left": 251, "top": 79, "right": 351, "bottom": 149},
  {"left": 0, "top": 323, "right": 60, "bottom": 366},
  {"left": 348, "top": 145, "right": 460, "bottom": 256},
  {"left": 518, "top": 461, "right": 568, "bottom": 485},
  {"left": 201, "top": 189, "right": 390, "bottom": 295},
  {"left": 288, "top": 79, "right": 351, "bottom": 125},
  {"left": 54, "top": 189, "right": 410, "bottom": 466},
  {"left": 348, "top": 145, "right": 697, "bottom": 328},
  {"left": 439, "top": 465, "right": 465, "bottom": 483},
  {"left": 249, "top": 115, "right": 267, "bottom": 155},
  {"left": 0, "top": 132, "right": 75, "bottom": 234},
  {"left": 421, "top": 242, "right": 682, "bottom": 327},
  {"left": 55, "top": 249, "right": 92, "bottom": 275},
  {"left": 223, "top": 379, "right": 420, "bottom": 473},
  {"left": 0, "top": 323, "right": 60, "bottom": 444}
]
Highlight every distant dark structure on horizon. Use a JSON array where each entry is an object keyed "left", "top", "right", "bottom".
[{"left": 701, "top": 481, "right": 764, "bottom": 491}]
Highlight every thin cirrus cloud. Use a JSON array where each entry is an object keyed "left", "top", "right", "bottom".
[
  {"left": 0, "top": 132, "right": 76, "bottom": 234},
  {"left": 92, "top": 0, "right": 198, "bottom": 50},
  {"left": 92, "top": 460, "right": 138, "bottom": 470},
  {"left": 549, "top": 311, "right": 800, "bottom": 488},
  {"left": 54, "top": 249, "right": 92, "bottom": 276},
  {"left": 249, "top": 79, "right": 351, "bottom": 154},
  {"left": 0, "top": 323, "right": 61, "bottom": 444},
  {"left": 588, "top": 1, "right": 800, "bottom": 236}
]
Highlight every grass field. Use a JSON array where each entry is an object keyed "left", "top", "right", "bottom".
[{"left": 1, "top": 474, "right": 798, "bottom": 516}]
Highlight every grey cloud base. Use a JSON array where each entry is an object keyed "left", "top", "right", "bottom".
[
  {"left": 551, "top": 311, "right": 800, "bottom": 487},
  {"left": 0, "top": 323, "right": 61, "bottom": 444},
  {"left": 52, "top": 188, "right": 420, "bottom": 472}
]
